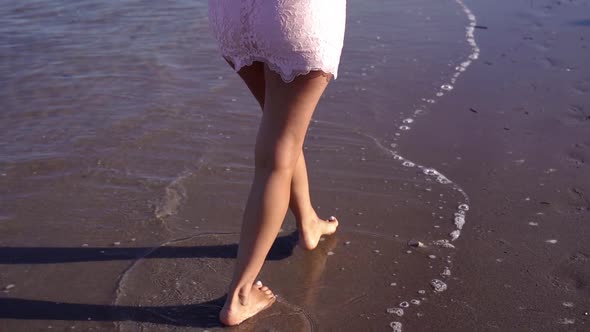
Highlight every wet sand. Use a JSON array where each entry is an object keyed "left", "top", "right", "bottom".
[{"left": 1, "top": 0, "right": 589, "bottom": 331}]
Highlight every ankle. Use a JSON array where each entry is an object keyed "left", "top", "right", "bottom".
[
  {"left": 228, "top": 283, "right": 252, "bottom": 306},
  {"left": 293, "top": 205, "right": 316, "bottom": 223}
]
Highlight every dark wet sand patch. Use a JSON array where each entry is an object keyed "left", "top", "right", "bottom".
[{"left": 113, "top": 230, "right": 453, "bottom": 331}]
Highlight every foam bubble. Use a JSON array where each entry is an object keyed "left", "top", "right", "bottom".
[
  {"left": 458, "top": 204, "right": 469, "bottom": 211},
  {"left": 423, "top": 168, "right": 438, "bottom": 176},
  {"left": 559, "top": 318, "right": 575, "bottom": 325},
  {"left": 454, "top": 215, "right": 465, "bottom": 229},
  {"left": 387, "top": 307, "right": 404, "bottom": 317},
  {"left": 546, "top": 239, "right": 558, "bottom": 244},
  {"left": 436, "top": 175, "right": 451, "bottom": 184},
  {"left": 410, "top": 299, "right": 421, "bottom": 305},
  {"left": 562, "top": 302, "right": 574, "bottom": 308},
  {"left": 436, "top": 92, "right": 444, "bottom": 97},
  {"left": 402, "top": 161, "right": 415, "bottom": 167},
  {"left": 399, "top": 125, "right": 411, "bottom": 131},
  {"left": 430, "top": 279, "right": 448, "bottom": 292},
  {"left": 399, "top": 301, "right": 410, "bottom": 308},
  {"left": 390, "top": 321, "right": 403, "bottom": 332},
  {"left": 402, "top": 118, "right": 414, "bottom": 124},
  {"left": 449, "top": 230, "right": 460, "bottom": 241},
  {"left": 433, "top": 239, "right": 455, "bottom": 248},
  {"left": 441, "top": 84, "right": 454, "bottom": 91}
]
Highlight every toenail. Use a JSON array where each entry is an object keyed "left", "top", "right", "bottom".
[
  {"left": 329, "top": 216, "right": 336, "bottom": 221},
  {"left": 255, "top": 280, "right": 262, "bottom": 287}
]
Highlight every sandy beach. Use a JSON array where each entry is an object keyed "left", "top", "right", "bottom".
[{"left": 1, "top": 0, "right": 589, "bottom": 331}]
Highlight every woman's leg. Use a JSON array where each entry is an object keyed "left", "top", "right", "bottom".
[
  {"left": 220, "top": 66, "right": 331, "bottom": 326},
  {"left": 232, "top": 61, "right": 339, "bottom": 251}
]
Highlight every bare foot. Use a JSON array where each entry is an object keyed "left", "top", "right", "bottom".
[
  {"left": 298, "top": 213, "right": 339, "bottom": 250},
  {"left": 219, "top": 281, "right": 277, "bottom": 326}
]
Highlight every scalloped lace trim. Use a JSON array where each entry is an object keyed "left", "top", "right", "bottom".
[
  {"left": 208, "top": 0, "right": 346, "bottom": 84},
  {"left": 226, "top": 55, "right": 339, "bottom": 83}
]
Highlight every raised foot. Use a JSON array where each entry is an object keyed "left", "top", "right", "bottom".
[
  {"left": 219, "top": 281, "right": 276, "bottom": 326},
  {"left": 298, "top": 214, "right": 339, "bottom": 250}
]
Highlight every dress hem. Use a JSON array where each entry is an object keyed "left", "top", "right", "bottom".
[{"left": 223, "top": 55, "right": 339, "bottom": 83}]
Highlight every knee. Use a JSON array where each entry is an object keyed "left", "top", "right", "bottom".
[{"left": 254, "top": 137, "right": 300, "bottom": 173}]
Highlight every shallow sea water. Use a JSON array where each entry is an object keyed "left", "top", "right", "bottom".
[{"left": 0, "top": 0, "right": 479, "bottom": 330}]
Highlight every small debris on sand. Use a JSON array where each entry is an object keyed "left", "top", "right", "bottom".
[
  {"left": 408, "top": 239, "right": 425, "bottom": 247},
  {"left": 442, "top": 267, "right": 452, "bottom": 277}
]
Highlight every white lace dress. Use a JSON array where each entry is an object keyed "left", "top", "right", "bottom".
[{"left": 208, "top": 0, "right": 346, "bottom": 83}]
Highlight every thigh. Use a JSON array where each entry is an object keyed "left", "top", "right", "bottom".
[
  {"left": 226, "top": 59, "right": 266, "bottom": 109},
  {"left": 254, "top": 66, "right": 331, "bottom": 169}
]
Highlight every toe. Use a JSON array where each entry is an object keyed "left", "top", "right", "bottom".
[
  {"left": 327, "top": 216, "right": 339, "bottom": 226},
  {"left": 261, "top": 286, "right": 269, "bottom": 292}
]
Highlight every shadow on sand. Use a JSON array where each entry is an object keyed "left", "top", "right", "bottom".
[
  {"left": 0, "top": 232, "right": 299, "bottom": 328},
  {"left": 0, "top": 296, "right": 228, "bottom": 328},
  {"left": 0, "top": 232, "right": 298, "bottom": 264}
]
